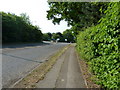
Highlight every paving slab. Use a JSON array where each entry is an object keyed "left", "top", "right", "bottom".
[{"left": 36, "top": 45, "right": 86, "bottom": 88}]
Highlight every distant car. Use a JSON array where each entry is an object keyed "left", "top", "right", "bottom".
[{"left": 51, "top": 39, "right": 56, "bottom": 42}]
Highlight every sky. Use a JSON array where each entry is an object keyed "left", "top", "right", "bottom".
[{"left": 0, "top": 0, "right": 71, "bottom": 33}]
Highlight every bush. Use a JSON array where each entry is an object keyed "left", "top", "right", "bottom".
[
  {"left": 77, "top": 2, "right": 120, "bottom": 88},
  {"left": 2, "top": 12, "right": 43, "bottom": 43}
]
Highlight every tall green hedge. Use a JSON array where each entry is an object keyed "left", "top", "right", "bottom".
[
  {"left": 77, "top": 2, "right": 120, "bottom": 88},
  {"left": 2, "top": 12, "right": 43, "bottom": 43}
]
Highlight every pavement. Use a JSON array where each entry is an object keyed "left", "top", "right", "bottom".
[
  {"left": 36, "top": 45, "right": 86, "bottom": 88},
  {"left": 2, "top": 42, "right": 69, "bottom": 88}
]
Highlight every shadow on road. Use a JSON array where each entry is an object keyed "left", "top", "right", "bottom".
[
  {"left": 2, "top": 53, "right": 47, "bottom": 63},
  {"left": 2, "top": 41, "right": 51, "bottom": 49}
]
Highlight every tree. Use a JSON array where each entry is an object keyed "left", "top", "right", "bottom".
[
  {"left": 47, "top": 2, "right": 108, "bottom": 36},
  {"left": 47, "top": 2, "right": 108, "bottom": 26},
  {"left": 42, "top": 32, "right": 53, "bottom": 41},
  {"left": 63, "top": 29, "right": 75, "bottom": 43},
  {"left": 43, "top": 33, "right": 51, "bottom": 41},
  {"left": 52, "top": 33, "right": 59, "bottom": 40},
  {"left": 20, "top": 13, "right": 31, "bottom": 25},
  {"left": 47, "top": 32, "right": 52, "bottom": 39}
]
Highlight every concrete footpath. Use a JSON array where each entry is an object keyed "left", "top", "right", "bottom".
[{"left": 36, "top": 45, "right": 86, "bottom": 88}]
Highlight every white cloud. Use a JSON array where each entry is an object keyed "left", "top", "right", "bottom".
[{"left": 0, "top": 0, "right": 71, "bottom": 33}]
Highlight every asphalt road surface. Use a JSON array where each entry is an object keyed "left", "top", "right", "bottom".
[{"left": 2, "top": 42, "right": 69, "bottom": 88}]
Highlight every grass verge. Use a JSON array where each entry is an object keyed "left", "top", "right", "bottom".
[
  {"left": 76, "top": 49, "right": 101, "bottom": 88},
  {"left": 13, "top": 44, "right": 70, "bottom": 88}
]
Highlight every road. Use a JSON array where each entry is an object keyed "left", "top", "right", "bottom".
[
  {"left": 2, "top": 42, "right": 69, "bottom": 88},
  {"left": 36, "top": 45, "right": 86, "bottom": 88}
]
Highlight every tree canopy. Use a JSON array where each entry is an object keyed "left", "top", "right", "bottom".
[
  {"left": 47, "top": 2, "right": 108, "bottom": 27},
  {"left": 42, "top": 30, "right": 75, "bottom": 43}
]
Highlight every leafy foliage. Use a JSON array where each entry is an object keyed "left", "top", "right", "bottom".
[
  {"left": 43, "top": 32, "right": 52, "bottom": 41},
  {"left": 62, "top": 29, "right": 75, "bottom": 43},
  {"left": 43, "top": 30, "right": 75, "bottom": 43},
  {"left": 47, "top": 1, "right": 119, "bottom": 88},
  {"left": 77, "top": 2, "right": 120, "bottom": 88},
  {"left": 2, "top": 12, "right": 43, "bottom": 43},
  {"left": 47, "top": 2, "right": 108, "bottom": 27}
]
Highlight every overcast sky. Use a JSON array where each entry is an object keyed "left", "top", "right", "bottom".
[{"left": 0, "top": 0, "right": 71, "bottom": 33}]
